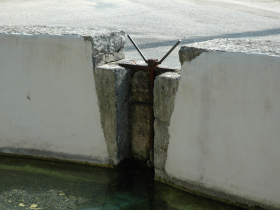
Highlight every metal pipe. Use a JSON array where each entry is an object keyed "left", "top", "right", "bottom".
[
  {"left": 127, "top": 35, "right": 148, "bottom": 63},
  {"left": 158, "top": 40, "right": 181, "bottom": 65}
]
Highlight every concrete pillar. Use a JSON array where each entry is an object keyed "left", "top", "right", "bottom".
[
  {"left": 153, "top": 72, "right": 180, "bottom": 176},
  {"left": 94, "top": 64, "right": 131, "bottom": 166}
]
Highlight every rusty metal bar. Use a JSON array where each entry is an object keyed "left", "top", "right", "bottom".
[
  {"left": 127, "top": 35, "right": 148, "bottom": 63},
  {"left": 118, "top": 63, "right": 178, "bottom": 72},
  {"left": 158, "top": 40, "right": 181, "bottom": 65},
  {"left": 154, "top": 67, "right": 179, "bottom": 73},
  {"left": 118, "top": 63, "right": 147, "bottom": 69}
]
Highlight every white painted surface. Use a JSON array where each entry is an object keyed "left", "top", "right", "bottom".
[
  {"left": 166, "top": 51, "right": 280, "bottom": 208},
  {"left": 0, "top": 33, "right": 109, "bottom": 162}
]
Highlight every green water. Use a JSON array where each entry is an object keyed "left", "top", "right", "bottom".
[{"left": 0, "top": 156, "right": 242, "bottom": 210}]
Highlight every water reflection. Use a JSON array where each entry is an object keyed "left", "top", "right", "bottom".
[{"left": 0, "top": 156, "right": 242, "bottom": 210}]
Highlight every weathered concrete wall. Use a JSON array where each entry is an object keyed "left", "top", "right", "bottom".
[
  {"left": 154, "top": 72, "right": 180, "bottom": 174},
  {"left": 154, "top": 43, "right": 280, "bottom": 210},
  {"left": 0, "top": 27, "right": 126, "bottom": 166},
  {"left": 94, "top": 64, "right": 130, "bottom": 166},
  {"left": 0, "top": 26, "right": 125, "bottom": 67}
]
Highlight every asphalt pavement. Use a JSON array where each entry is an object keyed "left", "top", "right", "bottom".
[{"left": 0, "top": 0, "right": 280, "bottom": 67}]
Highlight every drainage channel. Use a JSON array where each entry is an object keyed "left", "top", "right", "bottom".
[
  {"left": 119, "top": 35, "right": 180, "bottom": 167},
  {"left": 0, "top": 156, "right": 243, "bottom": 210},
  {"left": 0, "top": 35, "right": 244, "bottom": 210}
]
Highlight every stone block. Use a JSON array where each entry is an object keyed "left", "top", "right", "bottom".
[
  {"left": 94, "top": 64, "right": 130, "bottom": 166},
  {"left": 153, "top": 72, "right": 180, "bottom": 175},
  {"left": 154, "top": 72, "right": 180, "bottom": 124}
]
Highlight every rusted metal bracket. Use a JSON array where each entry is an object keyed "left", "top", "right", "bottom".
[
  {"left": 117, "top": 63, "right": 178, "bottom": 73},
  {"left": 126, "top": 35, "right": 181, "bottom": 66},
  {"left": 119, "top": 35, "right": 181, "bottom": 167},
  {"left": 127, "top": 35, "right": 148, "bottom": 63}
]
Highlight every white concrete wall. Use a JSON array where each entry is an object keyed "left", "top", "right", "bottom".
[
  {"left": 0, "top": 33, "right": 109, "bottom": 164},
  {"left": 165, "top": 51, "right": 280, "bottom": 209}
]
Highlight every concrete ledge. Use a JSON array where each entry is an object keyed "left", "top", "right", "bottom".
[
  {"left": 179, "top": 38, "right": 280, "bottom": 65},
  {"left": 185, "top": 38, "right": 280, "bottom": 57}
]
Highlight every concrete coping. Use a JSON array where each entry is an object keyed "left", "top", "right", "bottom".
[
  {"left": 0, "top": 25, "right": 124, "bottom": 37},
  {"left": 180, "top": 38, "right": 280, "bottom": 65},
  {"left": 0, "top": 25, "right": 125, "bottom": 57}
]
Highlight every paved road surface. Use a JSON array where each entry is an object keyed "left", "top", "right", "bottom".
[{"left": 0, "top": 0, "right": 280, "bottom": 67}]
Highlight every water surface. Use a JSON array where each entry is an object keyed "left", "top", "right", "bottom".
[{"left": 0, "top": 156, "right": 242, "bottom": 210}]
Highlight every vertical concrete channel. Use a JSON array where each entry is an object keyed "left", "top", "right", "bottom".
[
  {"left": 95, "top": 62, "right": 156, "bottom": 166},
  {"left": 94, "top": 60, "right": 181, "bottom": 167},
  {"left": 130, "top": 69, "right": 153, "bottom": 163}
]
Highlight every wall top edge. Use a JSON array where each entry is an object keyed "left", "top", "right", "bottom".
[
  {"left": 0, "top": 25, "right": 125, "bottom": 37},
  {"left": 179, "top": 38, "right": 280, "bottom": 63}
]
